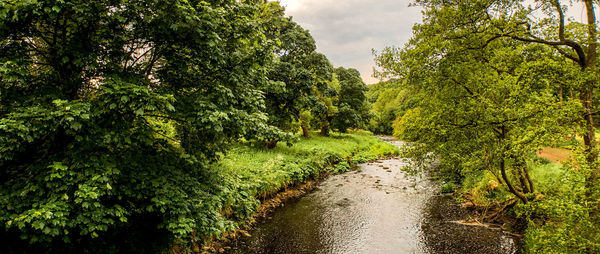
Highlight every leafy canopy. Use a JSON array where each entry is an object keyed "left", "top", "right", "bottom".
[{"left": 0, "top": 0, "right": 286, "bottom": 250}]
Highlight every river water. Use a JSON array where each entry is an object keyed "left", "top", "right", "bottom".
[{"left": 227, "top": 139, "right": 520, "bottom": 254}]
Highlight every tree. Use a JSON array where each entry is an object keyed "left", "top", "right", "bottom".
[
  {"left": 376, "top": 10, "right": 579, "bottom": 204},
  {"left": 332, "top": 67, "right": 370, "bottom": 132},
  {"left": 0, "top": 0, "right": 282, "bottom": 251},
  {"left": 406, "top": 0, "right": 599, "bottom": 164},
  {"left": 262, "top": 16, "right": 333, "bottom": 144},
  {"left": 367, "top": 79, "right": 417, "bottom": 135},
  {"left": 312, "top": 76, "right": 339, "bottom": 136}
]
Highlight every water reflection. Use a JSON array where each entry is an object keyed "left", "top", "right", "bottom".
[{"left": 228, "top": 140, "right": 520, "bottom": 254}]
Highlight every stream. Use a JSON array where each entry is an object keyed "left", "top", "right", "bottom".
[{"left": 227, "top": 138, "right": 520, "bottom": 254}]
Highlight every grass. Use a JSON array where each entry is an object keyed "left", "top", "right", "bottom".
[
  {"left": 218, "top": 131, "right": 398, "bottom": 198},
  {"left": 205, "top": 130, "right": 398, "bottom": 234},
  {"left": 528, "top": 160, "right": 576, "bottom": 195}
]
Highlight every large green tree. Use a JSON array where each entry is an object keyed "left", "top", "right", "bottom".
[
  {"left": 375, "top": 0, "right": 585, "bottom": 204},
  {"left": 0, "top": 0, "right": 282, "bottom": 251},
  {"left": 332, "top": 67, "right": 370, "bottom": 132},
  {"left": 404, "top": 0, "right": 599, "bottom": 163},
  {"left": 375, "top": 1, "right": 599, "bottom": 252},
  {"left": 263, "top": 16, "right": 333, "bottom": 144}
]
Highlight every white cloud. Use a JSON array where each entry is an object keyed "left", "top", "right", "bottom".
[{"left": 278, "top": 0, "right": 303, "bottom": 12}]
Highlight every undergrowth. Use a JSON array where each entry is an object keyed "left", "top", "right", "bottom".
[{"left": 459, "top": 156, "right": 600, "bottom": 253}]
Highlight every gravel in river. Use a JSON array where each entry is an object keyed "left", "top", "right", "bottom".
[{"left": 227, "top": 140, "right": 520, "bottom": 254}]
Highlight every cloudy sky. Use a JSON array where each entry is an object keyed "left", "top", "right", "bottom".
[
  {"left": 278, "top": 0, "right": 593, "bottom": 84},
  {"left": 279, "top": 0, "right": 421, "bottom": 84}
]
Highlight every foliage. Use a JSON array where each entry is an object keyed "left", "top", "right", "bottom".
[
  {"left": 400, "top": 0, "right": 599, "bottom": 162},
  {"left": 0, "top": 0, "right": 290, "bottom": 252},
  {"left": 366, "top": 79, "right": 418, "bottom": 135},
  {"left": 459, "top": 156, "right": 600, "bottom": 253},
  {"left": 262, "top": 15, "right": 334, "bottom": 136},
  {"left": 516, "top": 160, "right": 600, "bottom": 253},
  {"left": 440, "top": 182, "right": 456, "bottom": 194},
  {"left": 0, "top": 1, "right": 384, "bottom": 251},
  {"left": 383, "top": 34, "right": 578, "bottom": 199},
  {"left": 373, "top": 1, "right": 600, "bottom": 252},
  {"left": 332, "top": 67, "right": 371, "bottom": 132}
]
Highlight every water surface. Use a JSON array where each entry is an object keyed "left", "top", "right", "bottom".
[{"left": 228, "top": 139, "right": 520, "bottom": 254}]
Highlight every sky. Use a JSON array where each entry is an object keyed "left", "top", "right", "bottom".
[
  {"left": 278, "top": 0, "right": 594, "bottom": 85},
  {"left": 278, "top": 0, "right": 422, "bottom": 84}
]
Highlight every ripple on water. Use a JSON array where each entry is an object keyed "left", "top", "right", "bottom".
[{"left": 227, "top": 139, "right": 520, "bottom": 254}]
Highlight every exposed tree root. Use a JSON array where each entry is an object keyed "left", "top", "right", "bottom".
[{"left": 460, "top": 193, "right": 522, "bottom": 236}]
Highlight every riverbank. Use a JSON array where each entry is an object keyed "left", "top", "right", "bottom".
[
  {"left": 182, "top": 131, "right": 399, "bottom": 253},
  {"left": 457, "top": 149, "right": 600, "bottom": 253},
  {"left": 226, "top": 138, "right": 519, "bottom": 254}
]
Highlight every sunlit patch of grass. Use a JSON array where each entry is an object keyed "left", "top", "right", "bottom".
[{"left": 528, "top": 160, "right": 575, "bottom": 195}]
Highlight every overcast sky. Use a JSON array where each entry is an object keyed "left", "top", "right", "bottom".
[
  {"left": 278, "top": 0, "right": 421, "bottom": 84},
  {"left": 278, "top": 0, "right": 594, "bottom": 84}
]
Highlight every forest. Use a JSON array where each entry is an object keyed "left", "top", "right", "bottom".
[{"left": 1, "top": 0, "right": 599, "bottom": 253}]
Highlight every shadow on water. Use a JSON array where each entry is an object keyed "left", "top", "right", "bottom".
[
  {"left": 421, "top": 194, "right": 520, "bottom": 254},
  {"left": 227, "top": 139, "right": 521, "bottom": 254}
]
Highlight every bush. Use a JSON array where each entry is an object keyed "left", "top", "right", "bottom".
[
  {"left": 440, "top": 182, "right": 456, "bottom": 193},
  {"left": 515, "top": 160, "right": 600, "bottom": 253}
]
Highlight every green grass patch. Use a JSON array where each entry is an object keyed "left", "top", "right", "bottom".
[
  {"left": 528, "top": 160, "right": 575, "bottom": 195},
  {"left": 203, "top": 131, "right": 398, "bottom": 237}
]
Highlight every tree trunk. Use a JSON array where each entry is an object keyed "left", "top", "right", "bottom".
[
  {"left": 500, "top": 159, "right": 528, "bottom": 203},
  {"left": 518, "top": 169, "right": 531, "bottom": 194},
  {"left": 301, "top": 124, "right": 310, "bottom": 138},
  {"left": 582, "top": 0, "right": 598, "bottom": 165},
  {"left": 514, "top": 158, "right": 532, "bottom": 194},
  {"left": 320, "top": 120, "right": 330, "bottom": 136},
  {"left": 523, "top": 164, "right": 534, "bottom": 193},
  {"left": 580, "top": 85, "right": 597, "bottom": 164},
  {"left": 500, "top": 126, "right": 528, "bottom": 203},
  {"left": 559, "top": 83, "right": 564, "bottom": 103},
  {"left": 265, "top": 140, "right": 278, "bottom": 149}
]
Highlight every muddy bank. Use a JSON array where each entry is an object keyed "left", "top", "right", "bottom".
[{"left": 225, "top": 139, "right": 521, "bottom": 254}]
